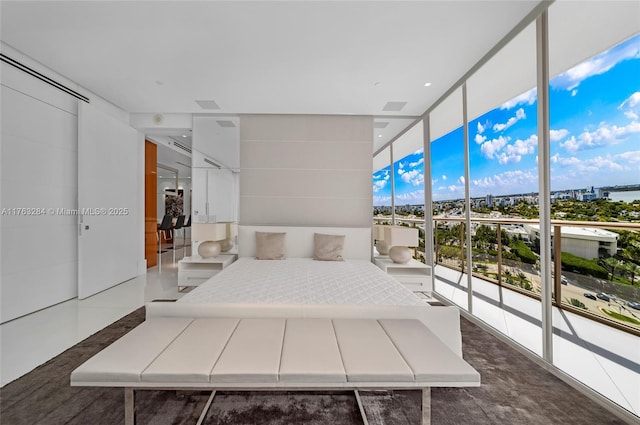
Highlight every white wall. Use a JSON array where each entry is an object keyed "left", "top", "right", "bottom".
[
  {"left": 1, "top": 63, "right": 78, "bottom": 323},
  {"left": 0, "top": 45, "right": 142, "bottom": 322},
  {"left": 240, "top": 115, "right": 373, "bottom": 226}
]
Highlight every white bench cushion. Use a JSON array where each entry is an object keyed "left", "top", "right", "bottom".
[
  {"left": 279, "top": 319, "right": 346, "bottom": 383},
  {"left": 332, "top": 319, "right": 413, "bottom": 382},
  {"left": 379, "top": 319, "right": 480, "bottom": 384},
  {"left": 142, "top": 318, "right": 239, "bottom": 383},
  {"left": 71, "top": 318, "right": 193, "bottom": 383},
  {"left": 211, "top": 318, "right": 285, "bottom": 383}
]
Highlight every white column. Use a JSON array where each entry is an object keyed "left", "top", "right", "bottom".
[{"left": 536, "top": 10, "right": 553, "bottom": 363}]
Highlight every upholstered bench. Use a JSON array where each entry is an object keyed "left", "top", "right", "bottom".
[{"left": 71, "top": 318, "right": 480, "bottom": 425}]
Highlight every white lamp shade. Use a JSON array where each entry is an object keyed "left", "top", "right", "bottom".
[
  {"left": 192, "top": 223, "right": 227, "bottom": 242},
  {"left": 373, "top": 225, "right": 387, "bottom": 241},
  {"left": 384, "top": 226, "right": 418, "bottom": 247}
]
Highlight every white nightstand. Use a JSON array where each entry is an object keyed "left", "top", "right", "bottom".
[
  {"left": 178, "top": 254, "right": 237, "bottom": 289},
  {"left": 374, "top": 257, "right": 432, "bottom": 293}
]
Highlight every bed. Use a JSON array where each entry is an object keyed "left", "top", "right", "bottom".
[
  {"left": 147, "top": 225, "right": 463, "bottom": 355},
  {"left": 73, "top": 226, "right": 477, "bottom": 424}
]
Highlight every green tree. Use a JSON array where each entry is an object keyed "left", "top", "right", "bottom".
[
  {"left": 623, "top": 262, "right": 640, "bottom": 286},
  {"left": 602, "top": 257, "right": 622, "bottom": 281}
]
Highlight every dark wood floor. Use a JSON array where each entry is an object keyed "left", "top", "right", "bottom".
[{"left": 0, "top": 307, "right": 634, "bottom": 424}]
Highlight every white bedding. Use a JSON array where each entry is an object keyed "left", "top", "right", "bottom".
[{"left": 178, "top": 257, "right": 423, "bottom": 306}]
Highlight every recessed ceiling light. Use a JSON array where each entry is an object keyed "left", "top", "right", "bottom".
[
  {"left": 181, "top": 134, "right": 187, "bottom": 138},
  {"left": 382, "top": 101, "right": 407, "bottom": 112},
  {"left": 424, "top": 82, "right": 432, "bottom": 87},
  {"left": 378, "top": 134, "right": 383, "bottom": 138}
]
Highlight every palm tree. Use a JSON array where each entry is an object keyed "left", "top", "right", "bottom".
[
  {"left": 623, "top": 262, "right": 640, "bottom": 286},
  {"left": 602, "top": 257, "right": 621, "bottom": 281}
]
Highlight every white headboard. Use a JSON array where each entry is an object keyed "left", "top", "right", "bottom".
[{"left": 238, "top": 225, "right": 372, "bottom": 261}]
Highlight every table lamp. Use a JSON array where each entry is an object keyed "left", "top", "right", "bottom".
[
  {"left": 384, "top": 226, "right": 419, "bottom": 264},
  {"left": 373, "top": 224, "right": 390, "bottom": 255},
  {"left": 192, "top": 223, "right": 227, "bottom": 258}
]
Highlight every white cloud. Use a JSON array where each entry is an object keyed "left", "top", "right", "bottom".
[
  {"left": 571, "top": 89, "right": 578, "bottom": 97},
  {"left": 409, "top": 157, "right": 424, "bottom": 168},
  {"left": 561, "top": 120, "right": 640, "bottom": 153},
  {"left": 550, "top": 129, "right": 569, "bottom": 142},
  {"left": 500, "top": 88, "right": 537, "bottom": 110},
  {"left": 475, "top": 133, "right": 487, "bottom": 144},
  {"left": 477, "top": 121, "right": 487, "bottom": 134},
  {"left": 552, "top": 42, "right": 640, "bottom": 91},
  {"left": 619, "top": 91, "right": 640, "bottom": 120},
  {"left": 374, "top": 195, "right": 391, "bottom": 205},
  {"left": 496, "top": 135, "right": 537, "bottom": 165},
  {"left": 476, "top": 170, "right": 536, "bottom": 187},
  {"left": 396, "top": 190, "right": 425, "bottom": 203},
  {"left": 497, "top": 152, "right": 520, "bottom": 165},
  {"left": 480, "top": 135, "right": 510, "bottom": 159},
  {"left": 442, "top": 175, "right": 447, "bottom": 181},
  {"left": 372, "top": 170, "right": 390, "bottom": 193},
  {"left": 471, "top": 170, "right": 537, "bottom": 194},
  {"left": 493, "top": 108, "right": 526, "bottom": 132},
  {"left": 615, "top": 150, "right": 640, "bottom": 164},
  {"left": 400, "top": 169, "right": 424, "bottom": 186},
  {"left": 472, "top": 176, "right": 495, "bottom": 188},
  {"left": 373, "top": 179, "right": 387, "bottom": 193},
  {"left": 506, "top": 135, "right": 537, "bottom": 156},
  {"left": 458, "top": 176, "right": 465, "bottom": 185},
  {"left": 590, "top": 156, "right": 623, "bottom": 171}
]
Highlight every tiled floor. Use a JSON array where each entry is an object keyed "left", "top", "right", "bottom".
[
  {"left": 0, "top": 244, "right": 190, "bottom": 387},
  {"left": 434, "top": 265, "right": 640, "bottom": 417}
]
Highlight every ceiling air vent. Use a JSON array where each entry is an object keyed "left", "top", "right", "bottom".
[
  {"left": 195, "top": 100, "right": 220, "bottom": 110},
  {"left": 204, "top": 158, "right": 221, "bottom": 169},
  {"left": 382, "top": 101, "right": 407, "bottom": 112},
  {"left": 374, "top": 121, "right": 389, "bottom": 129},
  {"left": 171, "top": 140, "right": 192, "bottom": 154},
  {"left": 216, "top": 120, "right": 236, "bottom": 128}
]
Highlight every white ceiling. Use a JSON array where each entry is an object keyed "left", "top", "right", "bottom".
[
  {"left": 1, "top": 0, "right": 553, "bottom": 172},
  {"left": 1, "top": 0, "right": 543, "bottom": 122}
]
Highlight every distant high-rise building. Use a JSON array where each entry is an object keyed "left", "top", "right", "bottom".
[{"left": 486, "top": 194, "right": 494, "bottom": 207}]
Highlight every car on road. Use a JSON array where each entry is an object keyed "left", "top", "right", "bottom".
[
  {"left": 584, "top": 293, "right": 597, "bottom": 300},
  {"left": 596, "top": 293, "right": 610, "bottom": 302},
  {"left": 628, "top": 301, "right": 640, "bottom": 310},
  {"left": 561, "top": 275, "right": 568, "bottom": 285}
]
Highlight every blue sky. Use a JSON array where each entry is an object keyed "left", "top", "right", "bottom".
[{"left": 374, "top": 33, "right": 640, "bottom": 205}]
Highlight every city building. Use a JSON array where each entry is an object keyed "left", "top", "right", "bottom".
[{"left": 525, "top": 224, "right": 618, "bottom": 259}]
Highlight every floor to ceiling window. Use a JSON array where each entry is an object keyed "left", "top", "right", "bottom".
[
  {"left": 370, "top": 2, "right": 640, "bottom": 419},
  {"left": 546, "top": 1, "right": 640, "bottom": 416}
]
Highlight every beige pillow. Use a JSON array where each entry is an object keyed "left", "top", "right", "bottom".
[
  {"left": 255, "top": 232, "right": 286, "bottom": 260},
  {"left": 314, "top": 233, "right": 345, "bottom": 261}
]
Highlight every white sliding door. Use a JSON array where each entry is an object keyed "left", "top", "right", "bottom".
[{"left": 77, "top": 102, "right": 139, "bottom": 299}]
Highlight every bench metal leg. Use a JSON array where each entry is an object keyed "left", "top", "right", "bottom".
[
  {"left": 196, "top": 391, "right": 216, "bottom": 425},
  {"left": 422, "top": 388, "right": 431, "bottom": 425},
  {"left": 354, "top": 390, "right": 369, "bottom": 425},
  {"left": 124, "top": 388, "right": 135, "bottom": 425}
]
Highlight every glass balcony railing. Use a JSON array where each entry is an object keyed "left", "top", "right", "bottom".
[{"left": 373, "top": 215, "right": 640, "bottom": 336}]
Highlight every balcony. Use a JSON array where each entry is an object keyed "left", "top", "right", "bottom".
[{"left": 374, "top": 215, "right": 640, "bottom": 417}]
